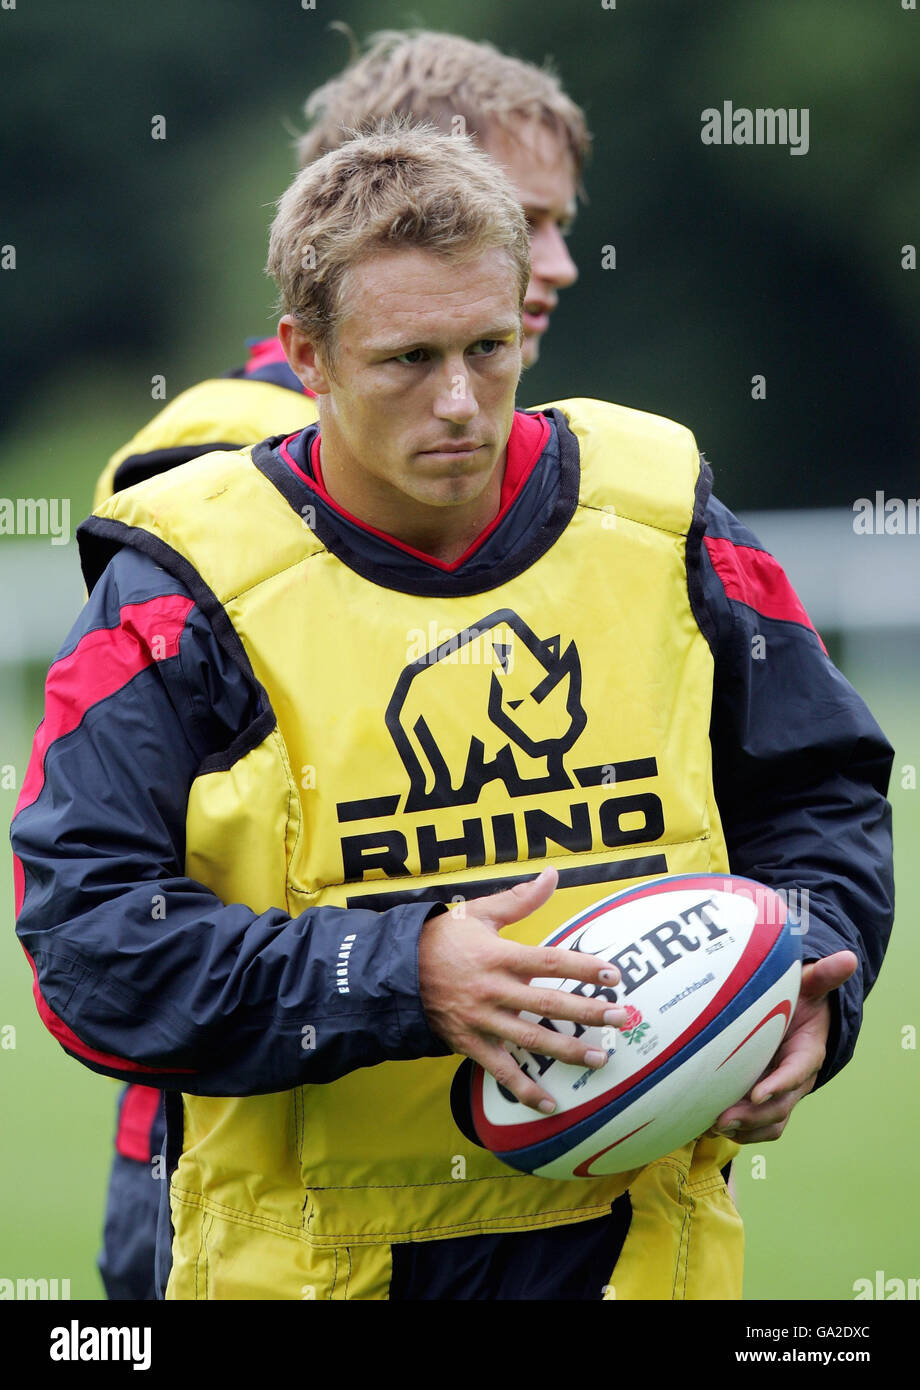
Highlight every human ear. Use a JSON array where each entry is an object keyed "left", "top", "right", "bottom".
[{"left": 278, "top": 315, "right": 333, "bottom": 394}]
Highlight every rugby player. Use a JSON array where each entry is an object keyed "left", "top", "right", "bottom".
[{"left": 89, "top": 28, "right": 588, "bottom": 1299}]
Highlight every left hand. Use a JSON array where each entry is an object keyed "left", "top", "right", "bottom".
[{"left": 707, "top": 950, "right": 858, "bottom": 1144}]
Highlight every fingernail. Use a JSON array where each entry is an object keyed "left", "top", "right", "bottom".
[
  {"left": 716, "top": 1121, "right": 741, "bottom": 1134},
  {"left": 757, "top": 1093, "right": 774, "bottom": 1104},
  {"left": 598, "top": 969, "right": 619, "bottom": 983},
  {"left": 584, "top": 1050, "right": 608, "bottom": 1067},
  {"left": 538, "top": 1099, "right": 556, "bottom": 1114},
  {"left": 603, "top": 1009, "right": 627, "bottom": 1025}
]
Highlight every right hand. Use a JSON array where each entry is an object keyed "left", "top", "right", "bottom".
[{"left": 418, "top": 866, "right": 629, "bottom": 1113}]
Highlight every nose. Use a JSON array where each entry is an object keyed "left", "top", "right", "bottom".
[
  {"left": 529, "top": 221, "right": 578, "bottom": 294},
  {"left": 433, "top": 361, "right": 479, "bottom": 423}
]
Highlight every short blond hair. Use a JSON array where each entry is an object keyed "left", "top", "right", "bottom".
[
  {"left": 267, "top": 120, "right": 531, "bottom": 369},
  {"left": 297, "top": 29, "right": 590, "bottom": 186}
]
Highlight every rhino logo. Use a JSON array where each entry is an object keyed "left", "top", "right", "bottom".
[{"left": 386, "top": 609, "right": 587, "bottom": 812}]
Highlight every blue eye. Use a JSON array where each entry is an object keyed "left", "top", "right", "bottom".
[{"left": 394, "top": 348, "right": 427, "bottom": 365}]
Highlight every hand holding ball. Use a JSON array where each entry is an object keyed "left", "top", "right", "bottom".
[{"left": 450, "top": 874, "right": 802, "bottom": 1178}]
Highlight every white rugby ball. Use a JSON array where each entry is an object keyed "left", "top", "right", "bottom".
[{"left": 450, "top": 873, "right": 802, "bottom": 1178}]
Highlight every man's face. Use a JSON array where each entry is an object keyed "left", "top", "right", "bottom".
[
  {"left": 284, "top": 245, "right": 523, "bottom": 519},
  {"left": 480, "top": 117, "right": 579, "bottom": 368}
]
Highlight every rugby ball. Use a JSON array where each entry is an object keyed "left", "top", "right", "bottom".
[{"left": 450, "top": 873, "right": 802, "bottom": 1178}]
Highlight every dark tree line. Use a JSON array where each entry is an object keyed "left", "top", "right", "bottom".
[{"left": 1, "top": 0, "right": 916, "bottom": 510}]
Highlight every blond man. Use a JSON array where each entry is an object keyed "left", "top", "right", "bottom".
[
  {"left": 14, "top": 125, "right": 893, "bottom": 1300},
  {"left": 86, "top": 28, "right": 589, "bottom": 1300}
]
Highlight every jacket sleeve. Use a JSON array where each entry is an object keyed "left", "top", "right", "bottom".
[
  {"left": 10, "top": 546, "right": 449, "bottom": 1096},
  {"left": 700, "top": 493, "right": 895, "bottom": 1088}
]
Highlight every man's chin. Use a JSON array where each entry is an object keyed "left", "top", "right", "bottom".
[
  {"left": 408, "top": 460, "right": 498, "bottom": 510},
  {"left": 424, "top": 477, "right": 493, "bottom": 508}
]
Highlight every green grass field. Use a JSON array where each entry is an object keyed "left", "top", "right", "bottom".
[{"left": 1, "top": 677, "right": 915, "bottom": 1301}]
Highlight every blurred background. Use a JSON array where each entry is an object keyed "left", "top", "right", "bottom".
[{"left": 1, "top": 0, "right": 917, "bottom": 1300}]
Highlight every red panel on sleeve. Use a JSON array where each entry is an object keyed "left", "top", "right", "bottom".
[
  {"left": 704, "top": 537, "right": 827, "bottom": 654},
  {"left": 13, "top": 593, "right": 195, "bottom": 861},
  {"left": 12, "top": 592, "right": 199, "bottom": 1075},
  {"left": 19, "top": 944, "right": 194, "bottom": 1075},
  {"left": 116, "top": 1084, "right": 163, "bottom": 1161}
]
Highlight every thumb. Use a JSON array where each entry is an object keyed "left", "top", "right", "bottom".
[
  {"left": 801, "top": 950, "right": 858, "bottom": 1001},
  {"left": 475, "top": 865, "right": 559, "bottom": 933}
]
